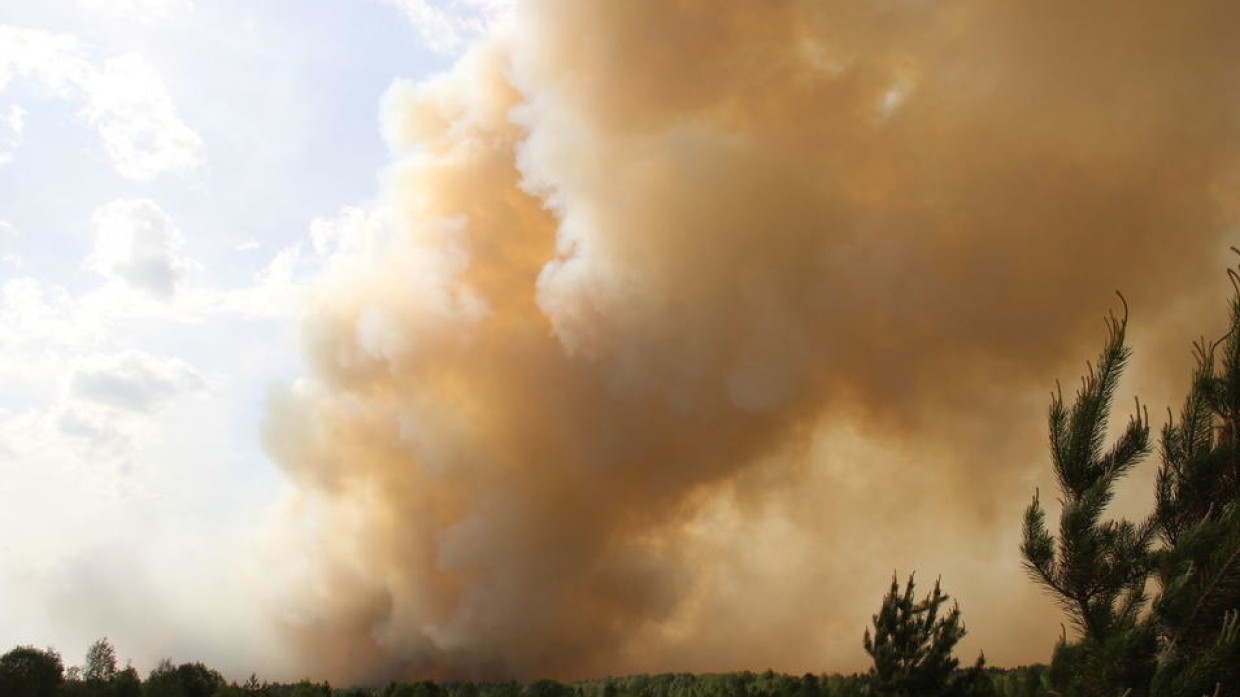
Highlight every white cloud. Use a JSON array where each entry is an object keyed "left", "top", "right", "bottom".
[
  {"left": 0, "top": 25, "right": 204, "bottom": 180},
  {"left": 0, "top": 221, "right": 20, "bottom": 265},
  {"left": 0, "top": 200, "right": 381, "bottom": 675},
  {"left": 0, "top": 27, "right": 89, "bottom": 96},
  {"left": 3, "top": 105, "right": 24, "bottom": 134},
  {"left": 83, "top": 55, "right": 205, "bottom": 180},
  {"left": 374, "top": 0, "right": 510, "bottom": 53},
  {"left": 0, "top": 278, "right": 103, "bottom": 388},
  {"left": 62, "top": 200, "right": 380, "bottom": 324},
  {"left": 76, "top": 0, "right": 193, "bottom": 23},
  {"left": 0, "top": 277, "right": 226, "bottom": 661},
  {"left": 84, "top": 198, "right": 196, "bottom": 297},
  {"left": 70, "top": 350, "right": 207, "bottom": 412},
  {"left": 308, "top": 204, "right": 384, "bottom": 258},
  {"left": 201, "top": 204, "right": 391, "bottom": 319},
  {"left": 0, "top": 104, "right": 23, "bottom": 165},
  {"left": 0, "top": 279, "right": 196, "bottom": 483}
]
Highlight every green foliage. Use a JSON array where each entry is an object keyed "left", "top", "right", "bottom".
[
  {"left": 1146, "top": 286, "right": 1240, "bottom": 697},
  {"left": 862, "top": 574, "right": 989, "bottom": 697},
  {"left": 1020, "top": 306, "right": 1159, "bottom": 697},
  {"left": 1043, "top": 624, "right": 1156, "bottom": 697},
  {"left": 520, "top": 680, "right": 574, "bottom": 697},
  {"left": 387, "top": 681, "right": 446, "bottom": 697},
  {"left": 1023, "top": 270, "right": 1240, "bottom": 697},
  {"left": 986, "top": 665, "right": 1047, "bottom": 697},
  {"left": 114, "top": 666, "right": 143, "bottom": 697},
  {"left": 0, "top": 643, "right": 1055, "bottom": 697},
  {"left": 265, "top": 678, "right": 331, "bottom": 697},
  {"left": 85, "top": 639, "right": 120, "bottom": 684},
  {"left": 578, "top": 672, "right": 840, "bottom": 697},
  {"left": 0, "top": 645, "right": 64, "bottom": 697},
  {"left": 142, "top": 660, "right": 224, "bottom": 697},
  {"left": 1021, "top": 309, "right": 1154, "bottom": 644}
]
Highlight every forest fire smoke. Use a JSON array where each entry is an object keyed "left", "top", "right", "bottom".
[{"left": 263, "top": 0, "right": 1240, "bottom": 684}]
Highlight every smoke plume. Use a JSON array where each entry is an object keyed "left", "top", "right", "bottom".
[{"left": 263, "top": 0, "right": 1240, "bottom": 683}]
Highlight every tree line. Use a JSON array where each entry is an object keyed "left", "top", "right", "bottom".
[
  {"left": 0, "top": 635, "right": 1046, "bottom": 697},
  {"left": 7, "top": 261, "right": 1240, "bottom": 697}
]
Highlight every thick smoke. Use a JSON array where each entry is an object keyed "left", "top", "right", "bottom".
[{"left": 263, "top": 0, "right": 1240, "bottom": 683}]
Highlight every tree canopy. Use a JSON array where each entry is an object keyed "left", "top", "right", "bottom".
[{"left": 1022, "top": 274, "right": 1240, "bottom": 697}]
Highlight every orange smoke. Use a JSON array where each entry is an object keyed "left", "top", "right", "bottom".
[{"left": 262, "top": 0, "right": 1240, "bottom": 683}]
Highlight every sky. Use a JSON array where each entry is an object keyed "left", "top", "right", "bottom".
[
  {"left": 0, "top": 0, "right": 482, "bottom": 677},
  {"left": 4, "top": 0, "right": 1240, "bottom": 688}
]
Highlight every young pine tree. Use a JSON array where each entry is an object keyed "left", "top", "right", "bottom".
[
  {"left": 1020, "top": 303, "right": 1158, "bottom": 697},
  {"left": 1147, "top": 277, "right": 1240, "bottom": 697},
  {"left": 863, "top": 573, "right": 989, "bottom": 697},
  {"left": 1021, "top": 276, "right": 1240, "bottom": 697}
]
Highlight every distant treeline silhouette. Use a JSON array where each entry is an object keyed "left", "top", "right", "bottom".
[{"left": 0, "top": 636, "right": 1048, "bottom": 697}]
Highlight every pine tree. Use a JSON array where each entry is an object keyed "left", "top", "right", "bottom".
[
  {"left": 1147, "top": 275, "right": 1240, "bottom": 697},
  {"left": 1020, "top": 302, "right": 1158, "bottom": 697},
  {"left": 1021, "top": 272, "right": 1240, "bottom": 697},
  {"left": 863, "top": 573, "right": 986, "bottom": 697}
]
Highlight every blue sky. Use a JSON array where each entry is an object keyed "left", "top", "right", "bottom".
[{"left": 0, "top": 0, "right": 491, "bottom": 673}]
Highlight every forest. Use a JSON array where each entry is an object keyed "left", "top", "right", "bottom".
[
  {"left": 0, "top": 635, "right": 1046, "bottom": 697},
  {"left": 6, "top": 267, "right": 1240, "bottom": 697}
]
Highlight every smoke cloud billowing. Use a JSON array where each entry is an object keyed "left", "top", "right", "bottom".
[{"left": 263, "top": 0, "right": 1240, "bottom": 683}]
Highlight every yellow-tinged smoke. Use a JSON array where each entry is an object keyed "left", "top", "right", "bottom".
[{"left": 263, "top": 0, "right": 1240, "bottom": 684}]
